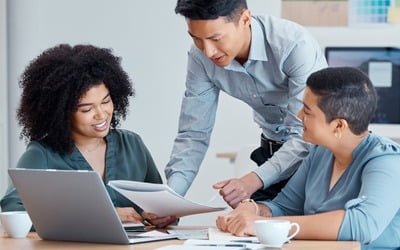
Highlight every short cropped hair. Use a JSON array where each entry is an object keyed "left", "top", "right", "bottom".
[
  {"left": 306, "top": 67, "right": 377, "bottom": 135},
  {"left": 17, "top": 44, "right": 134, "bottom": 153},
  {"left": 175, "top": 0, "right": 247, "bottom": 22}
]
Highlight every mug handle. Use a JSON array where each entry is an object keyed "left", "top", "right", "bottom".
[{"left": 286, "top": 222, "right": 300, "bottom": 241}]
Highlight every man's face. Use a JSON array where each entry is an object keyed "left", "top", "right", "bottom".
[{"left": 186, "top": 10, "right": 251, "bottom": 67}]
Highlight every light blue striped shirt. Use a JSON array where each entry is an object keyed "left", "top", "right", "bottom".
[
  {"left": 261, "top": 133, "right": 400, "bottom": 249},
  {"left": 166, "top": 15, "right": 327, "bottom": 196}
]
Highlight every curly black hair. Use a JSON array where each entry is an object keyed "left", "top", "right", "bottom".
[{"left": 17, "top": 44, "right": 134, "bottom": 153}]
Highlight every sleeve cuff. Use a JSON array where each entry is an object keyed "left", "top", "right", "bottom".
[
  {"left": 257, "top": 200, "right": 285, "bottom": 217},
  {"left": 167, "top": 174, "right": 190, "bottom": 197},
  {"left": 252, "top": 162, "right": 281, "bottom": 189}
]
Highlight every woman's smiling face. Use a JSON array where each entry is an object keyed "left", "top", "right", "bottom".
[{"left": 71, "top": 83, "right": 114, "bottom": 143}]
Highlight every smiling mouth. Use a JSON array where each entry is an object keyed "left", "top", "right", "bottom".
[
  {"left": 94, "top": 120, "right": 107, "bottom": 128},
  {"left": 212, "top": 55, "right": 224, "bottom": 62}
]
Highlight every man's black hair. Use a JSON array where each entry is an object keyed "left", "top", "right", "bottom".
[{"left": 175, "top": 0, "right": 247, "bottom": 22}]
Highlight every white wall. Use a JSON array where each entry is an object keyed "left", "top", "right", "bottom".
[
  {"left": 0, "top": 0, "right": 8, "bottom": 204},
  {"left": 5, "top": 0, "right": 277, "bottom": 225},
  {"left": 4, "top": 0, "right": 400, "bottom": 226}
]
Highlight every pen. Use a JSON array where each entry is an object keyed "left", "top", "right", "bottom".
[
  {"left": 138, "top": 211, "right": 155, "bottom": 226},
  {"left": 142, "top": 218, "right": 155, "bottom": 226},
  {"left": 230, "top": 239, "right": 260, "bottom": 243},
  {"left": 194, "top": 243, "right": 246, "bottom": 247}
]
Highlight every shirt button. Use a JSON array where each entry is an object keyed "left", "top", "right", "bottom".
[{"left": 253, "top": 94, "right": 257, "bottom": 98}]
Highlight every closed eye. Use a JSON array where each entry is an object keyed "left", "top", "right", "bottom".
[
  {"left": 303, "top": 110, "right": 310, "bottom": 115},
  {"left": 81, "top": 108, "right": 92, "bottom": 113}
]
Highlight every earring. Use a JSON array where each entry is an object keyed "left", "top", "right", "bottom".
[{"left": 334, "top": 131, "right": 342, "bottom": 139}]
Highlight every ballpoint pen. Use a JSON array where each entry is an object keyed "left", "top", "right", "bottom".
[
  {"left": 138, "top": 212, "right": 155, "bottom": 227},
  {"left": 143, "top": 218, "right": 155, "bottom": 226},
  {"left": 230, "top": 239, "right": 260, "bottom": 243},
  {"left": 193, "top": 243, "right": 246, "bottom": 247}
]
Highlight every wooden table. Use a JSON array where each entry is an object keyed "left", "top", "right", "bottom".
[{"left": 0, "top": 228, "right": 361, "bottom": 250}]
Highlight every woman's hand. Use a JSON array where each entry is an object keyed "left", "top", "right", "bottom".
[
  {"left": 216, "top": 200, "right": 267, "bottom": 236},
  {"left": 220, "top": 210, "right": 263, "bottom": 236},
  {"left": 142, "top": 212, "right": 177, "bottom": 228},
  {"left": 115, "top": 207, "right": 143, "bottom": 223}
]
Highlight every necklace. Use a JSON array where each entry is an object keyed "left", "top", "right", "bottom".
[{"left": 77, "top": 139, "right": 103, "bottom": 153}]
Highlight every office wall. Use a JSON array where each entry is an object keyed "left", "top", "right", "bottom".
[
  {"left": 6, "top": 0, "right": 276, "bottom": 224},
  {"left": 5, "top": 0, "right": 400, "bottom": 226},
  {"left": 0, "top": 0, "right": 8, "bottom": 203}
]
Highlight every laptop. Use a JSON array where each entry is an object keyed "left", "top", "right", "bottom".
[{"left": 8, "top": 168, "right": 176, "bottom": 244}]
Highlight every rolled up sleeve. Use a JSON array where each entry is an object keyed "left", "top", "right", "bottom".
[{"left": 338, "top": 155, "right": 400, "bottom": 244}]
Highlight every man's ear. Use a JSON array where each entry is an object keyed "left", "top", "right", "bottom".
[{"left": 240, "top": 9, "right": 251, "bottom": 26}]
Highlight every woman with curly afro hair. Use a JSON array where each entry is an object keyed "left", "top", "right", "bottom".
[{"left": 1, "top": 44, "right": 176, "bottom": 228}]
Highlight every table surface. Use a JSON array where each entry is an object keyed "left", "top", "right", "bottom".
[{"left": 0, "top": 226, "right": 361, "bottom": 250}]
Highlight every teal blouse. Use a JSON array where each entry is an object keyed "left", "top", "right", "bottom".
[
  {"left": 1, "top": 129, "right": 162, "bottom": 211},
  {"left": 260, "top": 133, "right": 400, "bottom": 249}
]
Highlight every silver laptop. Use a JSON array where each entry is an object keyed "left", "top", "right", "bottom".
[{"left": 8, "top": 168, "right": 176, "bottom": 244}]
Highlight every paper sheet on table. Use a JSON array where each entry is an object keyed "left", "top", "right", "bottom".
[
  {"left": 167, "top": 228, "right": 209, "bottom": 239},
  {"left": 208, "top": 227, "right": 258, "bottom": 242},
  {"left": 108, "top": 180, "right": 226, "bottom": 217},
  {"left": 184, "top": 239, "right": 261, "bottom": 249},
  {"left": 126, "top": 230, "right": 177, "bottom": 244},
  {"left": 156, "top": 245, "right": 228, "bottom": 250}
]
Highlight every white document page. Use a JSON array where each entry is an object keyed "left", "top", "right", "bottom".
[
  {"left": 208, "top": 227, "right": 258, "bottom": 242},
  {"left": 126, "top": 230, "right": 177, "bottom": 244},
  {"left": 108, "top": 180, "right": 226, "bottom": 217}
]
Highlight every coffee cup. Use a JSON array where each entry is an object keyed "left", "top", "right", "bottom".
[
  {"left": 0, "top": 211, "right": 32, "bottom": 238},
  {"left": 254, "top": 219, "right": 300, "bottom": 247}
]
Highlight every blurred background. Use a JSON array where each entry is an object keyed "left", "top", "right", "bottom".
[{"left": 1, "top": 0, "right": 399, "bottom": 226}]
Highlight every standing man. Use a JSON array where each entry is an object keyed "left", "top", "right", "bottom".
[{"left": 166, "top": 0, "right": 327, "bottom": 208}]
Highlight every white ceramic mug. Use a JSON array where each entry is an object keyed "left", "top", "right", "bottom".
[
  {"left": 254, "top": 219, "right": 300, "bottom": 247},
  {"left": 0, "top": 211, "right": 32, "bottom": 238}
]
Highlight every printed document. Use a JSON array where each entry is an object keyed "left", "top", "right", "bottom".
[{"left": 108, "top": 180, "right": 226, "bottom": 217}]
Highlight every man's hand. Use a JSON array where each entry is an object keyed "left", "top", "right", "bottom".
[
  {"left": 213, "top": 172, "right": 263, "bottom": 208},
  {"left": 115, "top": 207, "right": 143, "bottom": 223},
  {"left": 142, "top": 212, "right": 177, "bottom": 228}
]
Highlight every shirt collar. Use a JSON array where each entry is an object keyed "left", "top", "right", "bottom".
[
  {"left": 247, "top": 16, "right": 268, "bottom": 62},
  {"left": 224, "top": 16, "right": 268, "bottom": 70}
]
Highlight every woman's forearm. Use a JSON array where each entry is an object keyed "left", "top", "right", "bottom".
[{"left": 275, "top": 210, "right": 345, "bottom": 240}]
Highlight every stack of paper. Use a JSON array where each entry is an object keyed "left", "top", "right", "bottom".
[
  {"left": 108, "top": 180, "right": 226, "bottom": 217},
  {"left": 207, "top": 227, "right": 258, "bottom": 243}
]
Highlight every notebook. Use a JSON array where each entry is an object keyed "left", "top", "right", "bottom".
[{"left": 8, "top": 168, "right": 176, "bottom": 244}]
